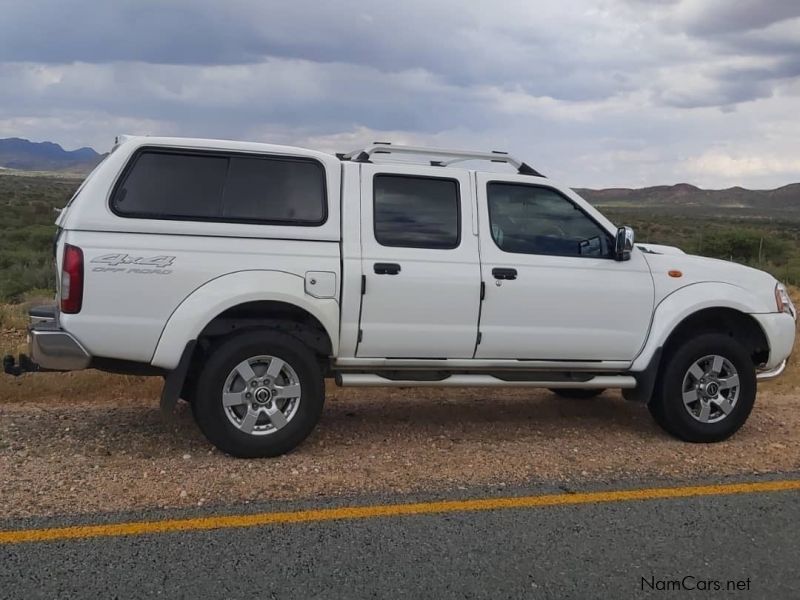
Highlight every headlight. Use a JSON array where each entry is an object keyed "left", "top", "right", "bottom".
[{"left": 775, "top": 283, "right": 796, "bottom": 319}]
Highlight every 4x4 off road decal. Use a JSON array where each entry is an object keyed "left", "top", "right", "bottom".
[{"left": 91, "top": 254, "right": 175, "bottom": 274}]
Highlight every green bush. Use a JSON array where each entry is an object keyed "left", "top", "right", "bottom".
[
  {"left": 0, "top": 173, "right": 78, "bottom": 302},
  {"left": 701, "top": 229, "right": 789, "bottom": 265}
]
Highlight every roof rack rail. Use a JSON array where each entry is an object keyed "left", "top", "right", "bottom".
[{"left": 338, "top": 143, "right": 544, "bottom": 177}]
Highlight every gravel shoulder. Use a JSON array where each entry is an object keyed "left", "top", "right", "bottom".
[{"left": 2, "top": 380, "right": 799, "bottom": 519}]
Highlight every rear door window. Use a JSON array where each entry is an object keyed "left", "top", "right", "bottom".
[{"left": 373, "top": 175, "right": 460, "bottom": 249}]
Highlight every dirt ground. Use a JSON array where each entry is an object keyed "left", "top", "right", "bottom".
[
  {"left": 1, "top": 380, "right": 798, "bottom": 519},
  {"left": 1, "top": 297, "right": 798, "bottom": 519}
]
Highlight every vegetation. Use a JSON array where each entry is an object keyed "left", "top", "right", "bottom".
[
  {"left": 0, "top": 172, "right": 80, "bottom": 301},
  {"left": 602, "top": 210, "right": 800, "bottom": 285},
  {"left": 0, "top": 171, "right": 798, "bottom": 302}
]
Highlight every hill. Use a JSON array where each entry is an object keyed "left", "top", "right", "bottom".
[
  {"left": 576, "top": 183, "right": 800, "bottom": 221},
  {"left": 0, "top": 138, "right": 103, "bottom": 173}
]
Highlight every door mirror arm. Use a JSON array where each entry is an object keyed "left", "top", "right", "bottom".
[{"left": 615, "top": 226, "right": 634, "bottom": 261}]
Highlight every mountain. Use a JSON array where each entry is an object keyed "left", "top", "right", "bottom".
[
  {"left": 575, "top": 183, "right": 800, "bottom": 220},
  {"left": 0, "top": 137, "right": 797, "bottom": 219},
  {"left": 0, "top": 138, "right": 103, "bottom": 173}
]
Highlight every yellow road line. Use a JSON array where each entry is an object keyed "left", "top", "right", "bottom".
[{"left": 2, "top": 479, "right": 799, "bottom": 545}]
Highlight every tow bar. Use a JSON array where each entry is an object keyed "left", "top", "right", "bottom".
[{"left": 2, "top": 354, "right": 39, "bottom": 376}]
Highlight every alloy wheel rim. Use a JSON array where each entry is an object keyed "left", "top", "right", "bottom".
[
  {"left": 681, "top": 354, "right": 740, "bottom": 424},
  {"left": 221, "top": 355, "right": 302, "bottom": 436}
]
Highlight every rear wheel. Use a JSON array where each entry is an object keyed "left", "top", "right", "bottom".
[
  {"left": 550, "top": 388, "right": 605, "bottom": 399},
  {"left": 648, "top": 333, "right": 756, "bottom": 442},
  {"left": 192, "top": 330, "right": 324, "bottom": 458}
]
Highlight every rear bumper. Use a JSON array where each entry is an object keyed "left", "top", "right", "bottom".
[
  {"left": 3, "top": 306, "right": 92, "bottom": 375},
  {"left": 28, "top": 321, "right": 92, "bottom": 371}
]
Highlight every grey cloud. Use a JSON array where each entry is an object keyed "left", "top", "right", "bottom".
[
  {"left": 674, "top": 0, "right": 800, "bottom": 36},
  {"left": 0, "top": 0, "right": 798, "bottom": 188},
  {"left": 0, "top": 0, "right": 270, "bottom": 65},
  {"left": 0, "top": 61, "right": 497, "bottom": 138},
  {"left": 655, "top": 54, "right": 800, "bottom": 109},
  {"left": 658, "top": 79, "right": 774, "bottom": 109},
  {"left": 716, "top": 56, "right": 800, "bottom": 83},
  {"left": 0, "top": 0, "right": 649, "bottom": 103}
]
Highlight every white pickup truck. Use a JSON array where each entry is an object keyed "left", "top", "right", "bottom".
[{"left": 3, "top": 136, "right": 795, "bottom": 457}]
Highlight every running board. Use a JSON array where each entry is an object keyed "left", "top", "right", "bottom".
[{"left": 336, "top": 374, "right": 636, "bottom": 389}]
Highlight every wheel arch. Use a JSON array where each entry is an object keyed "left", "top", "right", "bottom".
[
  {"left": 631, "top": 282, "right": 769, "bottom": 372},
  {"left": 197, "top": 300, "right": 333, "bottom": 356},
  {"left": 661, "top": 307, "right": 769, "bottom": 367},
  {"left": 626, "top": 283, "right": 770, "bottom": 403},
  {"left": 151, "top": 270, "right": 339, "bottom": 370}
]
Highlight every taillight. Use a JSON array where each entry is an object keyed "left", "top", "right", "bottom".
[{"left": 60, "top": 244, "right": 84, "bottom": 314}]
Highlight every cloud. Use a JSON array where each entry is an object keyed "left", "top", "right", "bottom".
[
  {"left": 686, "top": 151, "right": 800, "bottom": 179},
  {"left": 669, "top": 0, "right": 800, "bottom": 35},
  {"left": 0, "top": 0, "right": 798, "bottom": 188}
]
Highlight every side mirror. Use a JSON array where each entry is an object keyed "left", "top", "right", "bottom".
[{"left": 615, "top": 226, "right": 634, "bottom": 261}]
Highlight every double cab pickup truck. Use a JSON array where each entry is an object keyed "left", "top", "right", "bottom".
[{"left": 4, "top": 136, "right": 796, "bottom": 457}]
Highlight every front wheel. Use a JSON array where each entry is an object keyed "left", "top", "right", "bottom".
[
  {"left": 648, "top": 333, "right": 756, "bottom": 443},
  {"left": 192, "top": 330, "right": 325, "bottom": 458}
]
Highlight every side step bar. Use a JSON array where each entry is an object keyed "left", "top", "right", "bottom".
[{"left": 336, "top": 374, "right": 636, "bottom": 388}]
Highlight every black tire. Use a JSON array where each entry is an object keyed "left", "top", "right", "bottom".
[
  {"left": 550, "top": 388, "right": 605, "bottom": 399},
  {"left": 648, "top": 333, "right": 756, "bottom": 443},
  {"left": 192, "top": 329, "right": 324, "bottom": 458}
]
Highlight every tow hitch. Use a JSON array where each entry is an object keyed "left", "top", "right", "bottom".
[{"left": 2, "top": 354, "right": 40, "bottom": 376}]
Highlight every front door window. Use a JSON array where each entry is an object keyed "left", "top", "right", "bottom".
[{"left": 487, "top": 183, "right": 613, "bottom": 258}]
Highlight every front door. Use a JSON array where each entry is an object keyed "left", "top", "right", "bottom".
[
  {"left": 475, "top": 173, "right": 654, "bottom": 361},
  {"left": 357, "top": 164, "right": 481, "bottom": 358}
]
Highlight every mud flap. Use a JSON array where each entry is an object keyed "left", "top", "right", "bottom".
[
  {"left": 160, "top": 340, "right": 196, "bottom": 418},
  {"left": 623, "top": 347, "right": 662, "bottom": 403}
]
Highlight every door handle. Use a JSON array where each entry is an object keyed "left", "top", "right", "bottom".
[
  {"left": 492, "top": 267, "right": 517, "bottom": 280},
  {"left": 374, "top": 262, "right": 401, "bottom": 275}
]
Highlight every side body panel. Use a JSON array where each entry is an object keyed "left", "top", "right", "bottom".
[{"left": 59, "top": 231, "right": 340, "bottom": 368}]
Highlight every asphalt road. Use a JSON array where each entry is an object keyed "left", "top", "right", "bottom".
[{"left": 1, "top": 476, "right": 798, "bottom": 600}]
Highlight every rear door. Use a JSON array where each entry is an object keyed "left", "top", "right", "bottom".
[{"left": 356, "top": 164, "right": 481, "bottom": 358}]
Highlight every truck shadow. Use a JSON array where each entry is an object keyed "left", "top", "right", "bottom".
[{"left": 319, "top": 387, "right": 660, "bottom": 439}]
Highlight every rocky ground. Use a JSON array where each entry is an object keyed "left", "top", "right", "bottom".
[{"left": 1, "top": 381, "right": 798, "bottom": 519}]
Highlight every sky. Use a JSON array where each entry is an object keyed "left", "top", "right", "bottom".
[{"left": 0, "top": 0, "right": 798, "bottom": 189}]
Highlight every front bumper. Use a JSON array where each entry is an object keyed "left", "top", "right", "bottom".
[
  {"left": 756, "top": 359, "right": 788, "bottom": 381},
  {"left": 752, "top": 311, "right": 795, "bottom": 378}
]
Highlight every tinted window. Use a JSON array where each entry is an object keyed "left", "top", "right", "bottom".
[
  {"left": 374, "top": 175, "right": 460, "bottom": 249},
  {"left": 112, "top": 152, "right": 227, "bottom": 218},
  {"left": 222, "top": 157, "right": 325, "bottom": 224},
  {"left": 111, "top": 150, "right": 326, "bottom": 225},
  {"left": 487, "top": 183, "right": 613, "bottom": 258}
]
